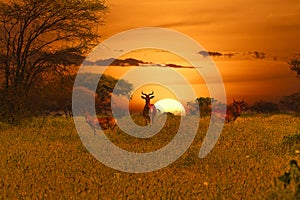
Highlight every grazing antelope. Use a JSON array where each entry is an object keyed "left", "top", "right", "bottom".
[
  {"left": 85, "top": 112, "right": 117, "bottom": 135},
  {"left": 225, "top": 100, "right": 245, "bottom": 122},
  {"left": 141, "top": 91, "right": 157, "bottom": 125},
  {"left": 64, "top": 103, "right": 73, "bottom": 117}
]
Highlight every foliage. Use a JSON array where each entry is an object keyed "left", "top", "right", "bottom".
[
  {"left": 187, "top": 97, "right": 217, "bottom": 117},
  {"left": 276, "top": 160, "right": 300, "bottom": 199},
  {"left": 0, "top": 0, "right": 107, "bottom": 121},
  {"left": 289, "top": 53, "right": 300, "bottom": 78},
  {"left": 74, "top": 73, "right": 133, "bottom": 115},
  {"left": 29, "top": 75, "right": 74, "bottom": 115},
  {"left": 279, "top": 92, "right": 300, "bottom": 113},
  {"left": 282, "top": 133, "right": 300, "bottom": 147},
  {"left": 280, "top": 132, "right": 300, "bottom": 156},
  {"left": 250, "top": 100, "right": 279, "bottom": 113}
]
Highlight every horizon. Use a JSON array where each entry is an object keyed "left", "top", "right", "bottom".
[
  {"left": 80, "top": 49, "right": 299, "bottom": 106},
  {"left": 93, "top": 0, "right": 300, "bottom": 107}
]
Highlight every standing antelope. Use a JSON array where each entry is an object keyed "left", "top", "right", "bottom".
[
  {"left": 225, "top": 100, "right": 245, "bottom": 122},
  {"left": 85, "top": 112, "right": 117, "bottom": 135},
  {"left": 141, "top": 91, "right": 157, "bottom": 125}
]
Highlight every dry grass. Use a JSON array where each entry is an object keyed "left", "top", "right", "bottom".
[{"left": 0, "top": 114, "right": 300, "bottom": 199}]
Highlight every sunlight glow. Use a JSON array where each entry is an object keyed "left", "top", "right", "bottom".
[{"left": 155, "top": 98, "right": 186, "bottom": 116}]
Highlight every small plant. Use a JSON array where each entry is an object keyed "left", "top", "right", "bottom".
[
  {"left": 280, "top": 132, "right": 300, "bottom": 155},
  {"left": 282, "top": 133, "right": 300, "bottom": 147},
  {"left": 277, "top": 160, "right": 300, "bottom": 198}
]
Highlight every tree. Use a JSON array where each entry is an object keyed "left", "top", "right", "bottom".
[
  {"left": 0, "top": 0, "right": 107, "bottom": 121},
  {"left": 289, "top": 53, "right": 300, "bottom": 78},
  {"left": 279, "top": 92, "right": 300, "bottom": 113},
  {"left": 187, "top": 97, "right": 217, "bottom": 117},
  {"left": 74, "top": 73, "right": 133, "bottom": 115},
  {"left": 30, "top": 75, "right": 75, "bottom": 116},
  {"left": 250, "top": 100, "right": 279, "bottom": 113}
]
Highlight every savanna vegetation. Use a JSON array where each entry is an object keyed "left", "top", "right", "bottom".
[
  {"left": 1, "top": 114, "right": 300, "bottom": 199},
  {"left": 0, "top": 0, "right": 300, "bottom": 199}
]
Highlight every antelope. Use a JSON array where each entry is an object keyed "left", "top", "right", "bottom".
[
  {"left": 85, "top": 112, "right": 117, "bottom": 135},
  {"left": 141, "top": 91, "right": 157, "bottom": 125},
  {"left": 225, "top": 100, "right": 245, "bottom": 122},
  {"left": 64, "top": 103, "right": 73, "bottom": 117}
]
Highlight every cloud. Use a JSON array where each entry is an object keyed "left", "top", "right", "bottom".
[
  {"left": 165, "top": 63, "right": 194, "bottom": 69},
  {"left": 198, "top": 50, "right": 238, "bottom": 58},
  {"left": 83, "top": 58, "right": 194, "bottom": 68},
  {"left": 198, "top": 50, "right": 269, "bottom": 60},
  {"left": 198, "top": 51, "right": 209, "bottom": 57},
  {"left": 158, "top": 20, "right": 210, "bottom": 28},
  {"left": 248, "top": 51, "right": 266, "bottom": 59},
  {"left": 223, "top": 53, "right": 235, "bottom": 58},
  {"left": 84, "top": 58, "right": 148, "bottom": 66}
]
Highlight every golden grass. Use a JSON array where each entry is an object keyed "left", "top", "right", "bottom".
[{"left": 0, "top": 114, "right": 299, "bottom": 199}]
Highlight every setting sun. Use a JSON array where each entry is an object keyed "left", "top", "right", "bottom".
[
  {"left": 1, "top": 0, "right": 300, "bottom": 199},
  {"left": 155, "top": 98, "right": 186, "bottom": 116}
]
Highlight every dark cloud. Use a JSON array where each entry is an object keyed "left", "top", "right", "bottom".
[
  {"left": 209, "top": 51, "right": 223, "bottom": 57},
  {"left": 165, "top": 63, "right": 193, "bottom": 69},
  {"left": 198, "top": 51, "right": 224, "bottom": 57},
  {"left": 83, "top": 58, "right": 193, "bottom": 68},
  {"left": 198, "top": 50, "right": 268, "bottom": 60},
  {"left": 198, "top": 51, "right": 209, "bottom": 57},
  {"left": 223, "top": 53, "right": 235, "bottom": 58},
  {"left": 84, "top": 58, "right": 148, "bottom": 66},
  {"left": 249, "top": 51, "right": 266, "bottom": 59}
]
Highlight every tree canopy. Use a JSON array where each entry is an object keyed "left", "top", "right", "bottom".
[
  {"left": 289, "top": 53, "right": 300, "bottom": 78},
  {"left": 279, "top": 92, "right": 300, "bottom": 113},
  {"left": 187, "top": 97, "right": 217, "bottom": 117},
  {"left": 0, "top": 0, "right": 107, "bottom": 121},
  {"left": 250, "top": 100, "right": 279, "bottom": 113},
  {"left": 75, "top": 73, "right": 133, "bottom": 115}
]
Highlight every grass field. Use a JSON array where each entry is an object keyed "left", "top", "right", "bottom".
[{"left": 1, "top": 114, "right": 300, "bottom": 199}]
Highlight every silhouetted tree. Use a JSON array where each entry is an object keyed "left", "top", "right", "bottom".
[
  {"left": 279, "top": 92, "right": 300, "bottom": 113},
  {"left": 33, "top": 75, "right": 74, "bottom": 116},
  {"left": 289, "top": 53, "right": 300, "bottom": 78},
  {"left": 250, "top": 100, "right": 279, "bottom": 113},
  {"left": 74, "top": 73, "right": 133, "bottom": 115},
  {"left": 187, "top": 97, "right": 217, "bottom": 117},
  {"left": 0, "top": 0, "right": 107, "bottom": 122}
]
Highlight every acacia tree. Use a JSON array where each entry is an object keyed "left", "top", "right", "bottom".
[
  {"left": 74, "top": 73, "right": 133, "bottom": 115},
  {"left": 289, "top": 53, "right": 300, "bottom": 78},
  {"left": 187, "top": 97, "right": 217, "bottom": 117},
  {"left": 0, "top": 0, "right": 106, "bottom": 121}
]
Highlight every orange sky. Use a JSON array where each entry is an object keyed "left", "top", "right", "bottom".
[{"left": 85, "top": 0, "right": 300, "bottom": 105}]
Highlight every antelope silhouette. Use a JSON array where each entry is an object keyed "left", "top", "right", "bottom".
[
  {"left": 141, "top": 91, "right": 157, "bottom": 125},
  {"left": 85, "top": 112, "right": 117, "bottom": 135},
  {"left": 225, "top": 100, "right": 245, "bottom": 122}
]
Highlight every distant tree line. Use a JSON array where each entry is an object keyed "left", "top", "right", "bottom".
[
  {"left": 250, "top": 100, "right": 279, "bottom": 113},
  {"left": 187, "top": 93, "right": 300, "bottom": 117}
]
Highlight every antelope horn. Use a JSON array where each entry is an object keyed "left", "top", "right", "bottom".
[
  {"left": 141, "top": 91, "right": 146, "bottom": 96},
  {"left": 149, "top": 91, "right": 154, "bottom": 95}
]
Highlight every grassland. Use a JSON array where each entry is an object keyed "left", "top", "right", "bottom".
[{"left": 0, "top": 114, "right": 300, "bottom": 199}]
